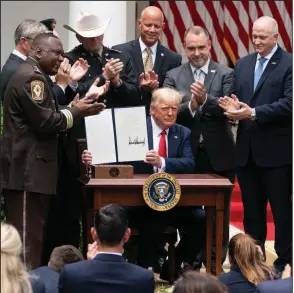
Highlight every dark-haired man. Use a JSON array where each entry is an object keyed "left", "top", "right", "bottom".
[
  {"left": 31, "top": 245, "right": 84, "bottom": 293},
  {"left": 59, "top": 204, "right": 155, "bottom": 293},
  {"left": 1, "top": 33, "right": 108, "bottom": 269}
]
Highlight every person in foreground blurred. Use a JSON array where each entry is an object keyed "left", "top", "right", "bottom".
[
  {"left": 31, "top": 245, "right": 84, "bottom": 293},
  {"left": 1, "top": 223, "right": 44, "bottom": 293},
  {"left": 218, "top": 233, "right": 276, "bottom": 293},
  {"left": 58, "top": 204, "right": 155, "bottom": 293},
  {"left": 173, "top": 271, "right": 228, "bottom": 293}
]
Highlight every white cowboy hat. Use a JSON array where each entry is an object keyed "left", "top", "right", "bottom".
[{"left": 63, "top": 12, "right": 111, "bottom": 38}]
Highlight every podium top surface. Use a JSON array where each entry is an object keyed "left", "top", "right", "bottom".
[{"left": 85, "top": 174, "right": 233, "bottom": 188}]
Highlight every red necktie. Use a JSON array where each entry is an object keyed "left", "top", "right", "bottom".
[{"left": 158, "top": 130, "right": 167, "bottom": 158}]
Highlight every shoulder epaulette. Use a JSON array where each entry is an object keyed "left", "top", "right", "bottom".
[{"left": 108, "top": 47, "right": 122, "bottom": 54}]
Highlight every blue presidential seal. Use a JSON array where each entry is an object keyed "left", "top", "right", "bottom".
[{"left": 143, "top": 173, "right": 181, "bottom": 211}]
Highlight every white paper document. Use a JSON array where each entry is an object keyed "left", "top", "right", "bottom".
[
  {"left": 85, "top": 109, "right": 116, "bottom": 164},
  {"left": 114, "top": 107, "right": 148, "bottom": 162},
  {"left": 85, "top": 106, "right": 148, "bottom": 164}
]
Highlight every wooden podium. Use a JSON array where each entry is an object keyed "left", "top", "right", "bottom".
[{"left": 82, "top": 173, "right": 233, "bottom": 275}]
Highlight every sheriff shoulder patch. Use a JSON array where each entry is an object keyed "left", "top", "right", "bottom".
[{"left": 31, "top": 80, "right": 44, "bottom": 101}]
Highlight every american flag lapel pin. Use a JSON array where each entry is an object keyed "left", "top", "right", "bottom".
[
  {"left": 174, "top": 136, "right": 178, "bottom": 139},
  {"left": 211, "top": 69, "right": 216, "bottom": 73},
  {"left": 271, "top": 62, "right": 276, "bottom": 65},
  {"left": 161, "top": 53, "right": 164, "bottom": 57}
]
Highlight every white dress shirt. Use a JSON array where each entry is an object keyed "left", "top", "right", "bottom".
[
  {"left": 255, "top": 44, "right": 278, "bottom": 73},
  {"left": 12, "top": 49, "right": 27, "bottom": 61},
  {"left": 139, "top": 37, "right": 158, "bottom": 68},
  {"left": 151, "top": 116, "right": 169, "bottom": 173}
]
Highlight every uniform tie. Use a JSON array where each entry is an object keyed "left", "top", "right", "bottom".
[
  {"left": 144, "top": 47, "right": 153, "bottom": 72},
  {"left": 158, "top": 130, "right": 167, "bottom": 158},
  {"left": 254, "top": 57, "right": 267, "bottom": 90}
]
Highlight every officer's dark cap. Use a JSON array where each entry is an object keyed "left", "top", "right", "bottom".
[{"left": 40, "top": 18, "right": 56, "bottom": 32}]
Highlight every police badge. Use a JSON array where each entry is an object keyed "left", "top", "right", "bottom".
[{"left": 142, "top": 173, "right": 181, "bottom": 211}]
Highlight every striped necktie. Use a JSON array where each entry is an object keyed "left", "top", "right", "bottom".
[{"left": 144, "top": 47, "right": 153, "bottom": 72}]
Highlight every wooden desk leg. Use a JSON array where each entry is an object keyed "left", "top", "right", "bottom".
[
  {"left": 205, "top": 207, "right": 213, "bottom": 274},
  {"left": 216, "top": 192, "right": 224, "bottom": 275}
]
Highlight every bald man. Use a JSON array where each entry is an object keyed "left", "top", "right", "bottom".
[
  {"left": 219, "top": 16, "right": 292, "bottom": 270},
  {"left": 112, "top": 6, "right": 182, "bottom": 113}
]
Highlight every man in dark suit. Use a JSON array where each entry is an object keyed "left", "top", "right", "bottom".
[
  {"left": 58, "top": 204, "right": 155, "bottom": 293},
  {"left": 31, "top": 245, "right": 84, "bottom": 293},
  {"left": 112, "top": 6, "right": 182, "bottom": 112},
  {"left": 0, "top": 33, "right": 106, "bottom": 269},
  {"left": 82, "top": 87, "right": 205, "bottom": 276},
  {"left": 164, "top": 26, "right": 235, "bottom": 272},
  {"left": 219, "top": 16, "right": 292, "bottom": 269}
]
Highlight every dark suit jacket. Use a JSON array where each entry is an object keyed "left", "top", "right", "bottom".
[
  {"left": 218, "top": 268, "right": 258, "bottom": 293},
  {"left": 112, "top": 39, "right": 182, "bottom": 111},
  {"left": 234, "top": 46, "right": 292, "bottom": 167},
  {"left": 164, "top": 60, "right": 235, "bottom": 171},
  {"left": 121, "top": 116, "right": 195, "bottom": 174},
  {"left": 58, "top": 253, "right": 155, "bottom": 293},
  {"left": 31, "top": 266, "right": 59, "bottom": 293},
  {"left": 257, "top": 277, "right": 293, "bottom": 293},
  {"left": 0, "top": 53, "right": 76, "bottom": 104}
]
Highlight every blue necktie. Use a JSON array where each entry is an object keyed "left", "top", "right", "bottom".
[{"left": 254, "top": 57, "right": 267, "bottom": 91}]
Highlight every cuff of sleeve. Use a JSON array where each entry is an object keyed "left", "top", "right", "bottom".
[
  {"left": 188, "top": 101, "right": 197, "bottom": 117},
  {"left": 157, "top": 157, "right": 166, "bottom": 173},
  {"left": 60, "top": 109, "right": 74, "bottom": 129},
  {"left": 199, "top": 94, "right": 208, "bottom": 110},
  {"left": 57, "top": 84, "right": 66, "bottom": 93}
]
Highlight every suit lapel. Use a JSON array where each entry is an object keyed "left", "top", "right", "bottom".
[
  {"left": 168, "top": 126, "right": 180, "bottom": 158},
  {"left": 184, "top": 62, "right": 195, "bottom": 87},
  {"left": 248, "top": 54, "right": 257, "bottom": 96},
  {"left": 153, "top": 44, "right": 165, "bottom": 75},
  {"left": 10, "top": 53, "right": 25, "bottom": 63},
  {"left": 131, "top": 39, "right": 145, "bottom": 76},
  {"left": 204, "top": 61, "right": 217, "bottom": 92},
  {"left": 147, "top": 117, "right": 154, "bottom": 150}
]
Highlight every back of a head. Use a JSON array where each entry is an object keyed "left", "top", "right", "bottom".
[
  {"left": 1, "top": 223, "right": 32, "bottom": 293},
  {"left": 151, "top": 87, "right": 183, "bottom": 106},
  {"left": 49, "top": 245, "right": 84, "bottom": 273},
  {"left": 173, "top": 271, "right": 228, "bottom": 293},
  {"left": 228, "top": 233, "right": 275, "bottom": 286},
  {"left": 14, "top": 19, "right": 47, "bottom": 46},
  {"left": 30, "top": 32, "right": 59, "bottom": 51},
  {"left": 95, "top": 204, "right": 128, "bottom": 246}
]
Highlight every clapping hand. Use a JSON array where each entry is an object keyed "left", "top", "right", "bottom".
[
  {"left": 139, "top": 70, "right": 159, "bottom": 92},
  {"left": 85, "top": 77, "right": 110, "bottom": 100},
  {"left": 70, "top": 58, "right": 89, "bottom": 84},
  {"left": 55, "top": 58, "right": 71, "bottom": 88},
  {"left": 190, "top": 81, "right": 206, "bottom": 111}
]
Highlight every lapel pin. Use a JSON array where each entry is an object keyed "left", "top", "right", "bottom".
[
  {"left": 105, "top": 53, "right": 109, "bottom": 56},
  {"left": 174, "top": 136, "right": 178, "bottom": 139},
  {"left": 161, "top": 53, "right": 164, "bottom": 57},
  {"left": 211, "top": 69, "right": 216, "bottom": 73},
  {"left": 271, "top": 62, "right": 276, "bottom": 65}
]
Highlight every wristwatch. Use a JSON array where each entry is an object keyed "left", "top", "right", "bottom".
[{"left": 250, "top": 108, "right": 256, "bottom": 120}]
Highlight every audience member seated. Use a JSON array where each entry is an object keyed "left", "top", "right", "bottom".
[
  {"left": 58, "top": 204, "right": 155, "bottom": 293},
  {"left": 218, "top": 233, "right": 276, "bottom": 293},
  {"left": 173, "top": 271, "right": 229, "bottom": 293},
  {"left": 1, "top": 222, "right": 44, "bottom": 293},
  {"left": 31, "top": 245, "right": 84, "bottom": 293},
  {"left": 257, "top": 264, "right": 293, "bottom": 293}
]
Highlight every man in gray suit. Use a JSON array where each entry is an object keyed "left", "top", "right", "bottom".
[{"left": 163, "top": 26, "right": 235, "bottom": 273}]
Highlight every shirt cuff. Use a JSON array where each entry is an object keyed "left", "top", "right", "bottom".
[
  {"left": 188, "top": 101, "right": 197, "bottom": 117},
  {"left": 157, "top": 157, "right": 166, "bottom": 173},
  {"left": 69, "top": 82, "right": 78, "bottom": 92},
  {"left": 57, "top": 84, "right": 66, "bottom": 93},
  {"left": 199, "top": 94, "right": 208, "bottom": 110}
]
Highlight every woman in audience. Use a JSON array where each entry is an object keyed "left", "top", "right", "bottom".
[
  {"left": 218, "top": 233, "right": 276, "bottom": 293},
  {"left": 173, "top": 271, "right": 229, "bottom": 293},
  {"left": 1, "top": 223, "right": 44, "bottom": 293}
]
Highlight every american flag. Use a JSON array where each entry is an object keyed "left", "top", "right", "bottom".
[{"left": 152, "top": 0, "right": 292, "bottom": 66}]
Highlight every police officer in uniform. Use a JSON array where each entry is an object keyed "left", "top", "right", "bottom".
[
  {"left": 58, "top": 12, "right": 141, "bottom": 248},
  {"left": 0, "top": 33, "right": 107, "bottom": 269}
]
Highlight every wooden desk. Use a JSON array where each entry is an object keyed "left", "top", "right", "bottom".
[{"left": 83, "top": 174, "right": 233, "bottom": 275}]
